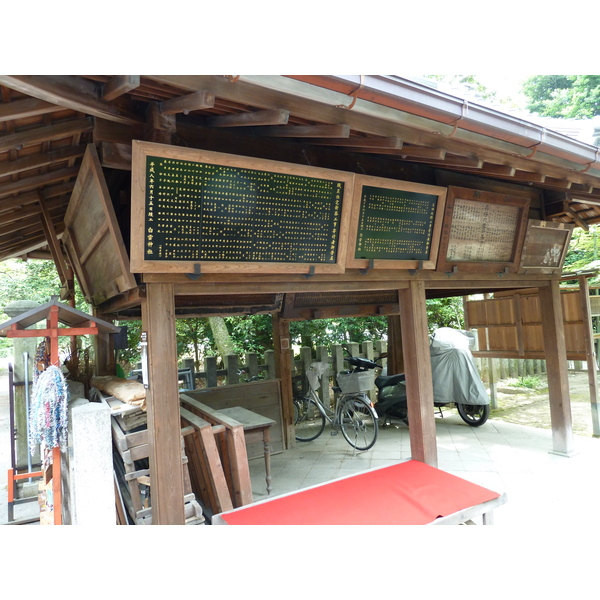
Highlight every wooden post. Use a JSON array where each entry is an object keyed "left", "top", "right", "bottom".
[
  {"left": 142, "top": 282, "right": 185, "bottom": 524},
  {"left": 539, "top": 280, "right": 576, "bottom": 456},
  {"left": 399, "top": 281, "right": 437, "bottom": 466},
  {"left": 578, "top": 276, "right": 600, "bottom": 436},
  {"left": 272, "top": 314, "right": 294, "bottom": 448},
  {"left": 386, "top": 314, "right": 404, "bottom": 375}
]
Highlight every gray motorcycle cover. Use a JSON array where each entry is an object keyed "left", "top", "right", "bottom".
[{"left": 429, "top": 328, "right": 490, "bottom": 406}]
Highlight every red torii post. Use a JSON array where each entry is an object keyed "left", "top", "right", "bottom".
[{"left": 6, "top": 304, "right": 101, "bottom": 525}]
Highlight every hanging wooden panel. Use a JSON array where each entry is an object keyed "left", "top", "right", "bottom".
[{"left": 62, "top": 144, "right": 137, "bottom": 305}]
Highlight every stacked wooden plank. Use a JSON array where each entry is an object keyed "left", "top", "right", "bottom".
[
  {"left": 110, "top": 406, "right": 204, "bottom": 525},
  {"left": 180, "top": 393, "right": 253, "bottom": 520}
]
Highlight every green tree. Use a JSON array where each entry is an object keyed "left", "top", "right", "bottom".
[{"left": 522, "top": 75, "right": 600, "bottom": 119}]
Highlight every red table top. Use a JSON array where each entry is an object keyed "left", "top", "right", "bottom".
[{"left": 217, "top": 460, "right": 501, "bottom": 525}]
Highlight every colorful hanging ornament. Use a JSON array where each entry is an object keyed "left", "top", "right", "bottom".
[{"left": 28, "top": 365, "right": 70, "bottom": 456}]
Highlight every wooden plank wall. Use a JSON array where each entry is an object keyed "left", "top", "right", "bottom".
[{"left": 466, "top": 289, "right": 587, "bottom": 360}]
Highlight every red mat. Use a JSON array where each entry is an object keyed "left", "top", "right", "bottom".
[{"left": 217, "top": 460, "right": 500, "bottom": 525}]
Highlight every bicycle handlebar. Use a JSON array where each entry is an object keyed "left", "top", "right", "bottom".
[{"left": 345, "top": 354, "right": 380, "bottom": 371}]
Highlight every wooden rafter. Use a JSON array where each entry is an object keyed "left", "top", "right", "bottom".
[
  {"left": 0, "top": 118, "right": 93, "bottom": 153},
  {"left": 249, "top": 124, "right": 351, "bottom": 138},
  {"left": 0, "top": 145, "right": 86, "bottom": 178},
  {"left": 0, "top": 167, "right": 79, "bottom": 199},
  {"left": 160, "top": 90, "right": 215, "bottom": 115},
  {"left": 102, "top": 75, "right": 141, "bottom": 101},
  {"left": 0, "top": 96, "right": 61, "bottom": 122},
  {"left": 309, "top": 136, "right": 403, "bottom": 149},
  {"left": 0, "top": 75, "right": 143, "bottom": 125},
  {"left": 205, "top": 109, "right": 289, "bottom": 127},
  {"left": 38, "top": 195, "right": 73, "bottom": 286}
]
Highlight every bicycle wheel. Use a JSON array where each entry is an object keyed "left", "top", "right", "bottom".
[
  {"left": 339, "top": 395, "right": 378, "bottom": 451},
  {"left": 294, "top": 396, "right": 326, "bottom": 442}
]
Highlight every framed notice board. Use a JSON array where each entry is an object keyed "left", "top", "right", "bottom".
[
  {"left": 436, "top": 186, "right": 530, "bottom": 274},
  {"left": 130, "top": 141, "right": 355, "bottom": 274},
  {"left": 346, "top": 175, "right": 447, "bottom": 270},
  {"left": 518, "top": 220, "right": 574, "bottom": 274}
]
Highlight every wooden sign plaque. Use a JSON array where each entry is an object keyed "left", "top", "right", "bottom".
[
  {"left": 346, "top": 175, "right": 447, "bottom": 270},
  {"left": 436, "top": 186, "right": 530, "bottom": 274},
  {"left": 518, "top": 220, "right": 573, "bottom": 274},
  {"left": 131, "top": 141, "right": 355, "bottom": 275}
]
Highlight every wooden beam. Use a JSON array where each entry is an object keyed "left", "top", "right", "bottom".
[
  {"left": 400, "top": 147, "right": 446, "bottom": 160},
  {"left": 0, "top": 182, "right": 74, "bottom": 215},
  {"left": 38, "top": 196, "right": 73, "bottom": 286},
  {"left": 398, "top": 281, "right": 437, "bottom": 466},
  {"left": 142, "top": 283, "right": 185, "bottom": 524},
  {"left": 539, "top": 280, "right": 575, "bottom": 456},
  {"left": 102, "top": 75, "right": 140, "bottom": 101},
  {"left": 0, "top": 200, "right": 68, "bottom": 232},
  {"left": 513, "top": 170, "right": 545, "bottom": 182},
  {"left": 249, "top": 124, "right": 351, "bottom": 138},
  {"left": 93, "top": 117, "right": 145, "bottom": 144},
  {"left": 161, "top": 90, "right": 215, "bottom": 115},
  {"left": 205, "top": 109, "right": 289, "bottom": 128},
  {"left": 0, "top": 75, "right": 143, "bottom": 125},
  {"left": 0, "top": 167, "right": 79, "bottom": 199},
  {"left": 99, "top": 141, "right": 132, "bottom": 170},
  {"left": 309, "top": 136, "right": 403, "bottom": 149},
  {"left": 0, "top": 235, "right": 59, "bottom": 262},
  {"left": 563, "top": 202, "right": 589, "bottom": 231},
  {"left": 0, "top": 145, "right": 86, "bottom": 178},
  {"left": 0, "top": 96, "right": 60, "bottom": 122},
  {"left": 0, "top": 118, "right": 93, "bottom": 154}
]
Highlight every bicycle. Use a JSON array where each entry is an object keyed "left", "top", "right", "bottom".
[{"left": 293, "top": 361, "right": 378, "bottom": 451}]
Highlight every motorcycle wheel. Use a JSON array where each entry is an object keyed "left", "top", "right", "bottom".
[
  {"left": 294, "top": 397, "right": 326, "bottom": 442},
  {"left": 456, "top": 403, "right": 490, "bottom": 427}
]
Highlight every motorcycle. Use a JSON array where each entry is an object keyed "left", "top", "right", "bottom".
[{"left": 341, "top": 328, "right": 491, "bottom": 427}]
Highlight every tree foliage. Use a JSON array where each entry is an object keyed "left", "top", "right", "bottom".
[{"left": 522, "top": 75, "right": 600, "bottom": 119}]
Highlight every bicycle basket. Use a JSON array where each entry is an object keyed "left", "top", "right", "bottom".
[{"left": 336, "top": 370, "right": 375, "bottom": 393}]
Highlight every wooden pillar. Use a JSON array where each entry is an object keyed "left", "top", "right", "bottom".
[
  {"left": 386, "top": 314, "right": 404, "bottom": 375},
  {"left": 539, "top": 280, "right": 576, "bottom": 456},
  {"left": 578, "top": 276, "right": 600, "bottom": 436},
  {"left": 141, "top": 282, "right": 185, "bottom": 524},
  {"left": 398, "top": 281, "right": 437, "bottom": 466},
  {"left": 272, "top": 313, "right": 294, "bottom": 448}
]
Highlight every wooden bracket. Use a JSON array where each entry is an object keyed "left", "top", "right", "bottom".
[
  {"left": 360, "top": 259, "right": 375, "bottom": 275},
  {"left": 408, "top": 260, "right": 424, "bottom": 276},
  {"left": 303, "top": 265, "right": 316, "bottom": 279},
  {"left": 186, "top": 264, "right": 202, "bottom": 280},
  {"left": 445, "top": 266, "right": 458, "bottom": 277},
  {"left": 497, "top": 267, "right": 510, "bottom": 278}
]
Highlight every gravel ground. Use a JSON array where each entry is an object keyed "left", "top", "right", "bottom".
[{"left": 489, "top": 370, "right": 598, "bottom": 437}]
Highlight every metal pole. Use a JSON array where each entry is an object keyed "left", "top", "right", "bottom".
[{"left": 23, "top": 352, "right": 32, "bottom": 479}]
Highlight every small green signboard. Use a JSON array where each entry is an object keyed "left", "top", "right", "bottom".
[{"left": 354, "top": 186, "right": 438, "bottom": 261}]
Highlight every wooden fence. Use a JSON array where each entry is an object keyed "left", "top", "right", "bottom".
[
  {"left": 179, "top": 341, "right": 388, "bottom": 403},
  {"left": 175, "top": 339, "right": 567, "bottom": 407}
]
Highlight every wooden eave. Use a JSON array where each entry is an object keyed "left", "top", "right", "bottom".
[{"left": 2, "top": 74, "right": 600, "bottom": 308}]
